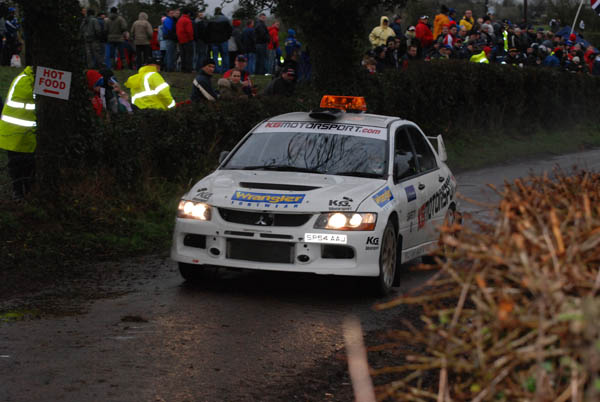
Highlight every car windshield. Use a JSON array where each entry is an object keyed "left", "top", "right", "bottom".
[{"left": 223, "top": 131, "right": 388, "bottom": 178}]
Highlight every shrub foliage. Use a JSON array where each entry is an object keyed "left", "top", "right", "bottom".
[{"left": 90, "top": 63, "right": 600, "bottom": 193}]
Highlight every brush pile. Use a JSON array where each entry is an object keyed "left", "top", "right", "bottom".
[{"left": 374, "top": 169, "right": 600, "bottom": 401}]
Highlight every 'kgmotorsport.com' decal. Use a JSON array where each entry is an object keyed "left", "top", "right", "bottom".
[
  {"left": 259, "top": 121, "right": 385, "bottom": 138},
  {"left": 372, "top": 186, "right": 394, "bottom": 208},
  {"left": 231, "top": 190, "right": 305, "bottom": 209},
  {"left": 418, "top": 176, "right": 455, "bottom": 229}
]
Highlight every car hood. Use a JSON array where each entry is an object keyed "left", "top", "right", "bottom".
[{"left": 185, "top": 170, "right": 387, "bottom": 212}]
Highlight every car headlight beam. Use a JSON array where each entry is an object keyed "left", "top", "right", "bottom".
[
  {"left": 177, "top": 200, "right": 212, "bottom": 221},
  {"left": 314, "top": 212, "right": 377, "bottom": 231}
]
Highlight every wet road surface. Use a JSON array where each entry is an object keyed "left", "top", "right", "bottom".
[{"left": 1, "top": 149, "right": 599, "bottom": 402}]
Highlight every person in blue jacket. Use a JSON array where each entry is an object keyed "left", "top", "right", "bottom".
[{"left": 284, "top": 28, "right": 301, "bottom": 59}]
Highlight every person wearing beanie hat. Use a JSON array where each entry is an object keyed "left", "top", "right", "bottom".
[{"left": 191, "top": 59, "right": 219, "bottom": 102}]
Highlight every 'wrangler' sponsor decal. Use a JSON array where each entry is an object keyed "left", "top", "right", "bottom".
[
  {"left": 231, "top": 191, "right": 305, "bottom": 205},
  {"left": 372, "top": 186, "right": 394, "bottom": 208}
]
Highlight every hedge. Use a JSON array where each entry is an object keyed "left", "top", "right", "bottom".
[{"left": 94, "top": 62, "right": 600, "bottom": 191}]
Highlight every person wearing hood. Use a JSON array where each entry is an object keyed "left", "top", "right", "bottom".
[
  {"left": 284, "top": 28, "right": 301, "bottom": 58},
  {"left": 104, "top": 7, "right": 128, "bottom": 69},
  {"left": 433, "top": 5, "right": 450, "bottom": 39},
  {"left": 0, "top": 66, "right": 36, "bottom": 199},
  {"left": 125, "top": 58, "right": 175, "bottom": 110},
  {"left": 369, "top": 16, "right": 395, "bottom": 48},
  {"left": 130, "top": 11, "right": 153, "bottom": 69}
]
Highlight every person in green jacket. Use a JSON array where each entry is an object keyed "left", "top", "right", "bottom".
[{"left": 0, "top": 66, "right": 36, "bottom": 199}]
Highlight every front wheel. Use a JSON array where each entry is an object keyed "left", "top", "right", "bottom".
[
  {"left": 372, "top": 221, "right": 397, "bottom": 296},
  {"left": 178, "top": 262, "right": 201, "bottom": 281}
]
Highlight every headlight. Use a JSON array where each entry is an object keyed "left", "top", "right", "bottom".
[
  {"left": 314, "top": 212, "right": 377, "bottom": 231},
  {"left": 177, "top": 200, "right": 212, "bottom": 221}
]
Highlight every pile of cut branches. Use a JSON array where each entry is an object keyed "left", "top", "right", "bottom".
[{"left": 374, "top": 169, "right": 600, "bottom": 401}]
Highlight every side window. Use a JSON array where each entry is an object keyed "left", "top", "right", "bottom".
[
  {"left": 407, "top": 126, "right": 437, "bottom": 173},
  {"left": 394, "top": 127, "right": 418, "bottom": 181}
]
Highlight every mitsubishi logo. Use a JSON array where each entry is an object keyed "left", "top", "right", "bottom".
[{"left": 254, "top": 214, "right": 273, "bottom": 226}]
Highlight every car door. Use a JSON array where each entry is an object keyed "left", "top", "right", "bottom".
[
  {"left": 391, "top": 126, "right": 430, "bottom": 249},
  {"left": 406, "top": 125, "right": 443, "bottom": 244}
]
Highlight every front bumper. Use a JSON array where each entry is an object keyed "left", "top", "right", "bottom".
[{"left": 170, "top": 209, "right": 381, "bottom": 277}]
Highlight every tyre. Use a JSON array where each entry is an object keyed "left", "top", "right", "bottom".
[
  {"left": 178, "top": 262, "right": 200, "bottom": 281},
  {"left": 373, "top": 221, "right": 397, "bottom": 296},
  {"left": 423, "top": 205, "right": 462, "bottom": 265}
]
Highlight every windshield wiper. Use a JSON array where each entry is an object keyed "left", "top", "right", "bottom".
[
  {"left": 334, "top": 171, "right": 385, "bottom": 178},
  {"left": 236, "top": 165, "right": 322, "bottom": 173}
]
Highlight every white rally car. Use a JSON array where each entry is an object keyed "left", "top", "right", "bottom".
[{"left": 171, "top": 96, "right": 458, "bottom": 294}]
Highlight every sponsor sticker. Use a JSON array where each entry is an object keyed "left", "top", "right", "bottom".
[
  {"left": 193, "top": 191, "right": 212, "bottom": 202},
  {"left": 365, "top": 236, "right": 380, "bottom": 250},
  {"left": 304, "top": 233, "right": 347, "bottom": 244},
  {"left": 328, "top": 197, "right": 353, "bottom": 211},
  {"left": 372, "top": 186, "right": 394, "bottom": 208},
  {"left": 258, "top": 121, "right": 386, "bottom": 139},
  {"left": 231, "top": 190, "right": 305, "bottom": 208},
  {"left": 405, "top": 185, "right": 416, "bottom": 202}
]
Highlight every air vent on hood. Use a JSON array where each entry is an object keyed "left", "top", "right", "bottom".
[{"left": 239, "top": 182, "right": 320, "bottom": 191}]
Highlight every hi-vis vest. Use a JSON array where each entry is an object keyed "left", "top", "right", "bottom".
[
  {"left": 0, "top": 66, "right": 37, "bottom": 153},
  {"left": 470, "top": 51, "right": 489, "bottom": 64},
  {"left": 503, "top": 31, "right": 509, "bottom": 52},
  {"left": 124, "top": 66, "right": 175, "bottom": 110}
]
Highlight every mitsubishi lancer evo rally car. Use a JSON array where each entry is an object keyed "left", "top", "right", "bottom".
[{"left": 171, "top": 95, "right": 458, "bottom": 294}]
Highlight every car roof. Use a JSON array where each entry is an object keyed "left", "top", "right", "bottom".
[{"left": 266, "top": 112, "right": 405, "bottom": 128}]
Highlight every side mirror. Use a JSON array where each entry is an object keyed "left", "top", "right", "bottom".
[
  {"left": 436, "top": 135, "right": 447, "bottom": 162},
  {"left": 218, "top": 150, "right": 230, "bottom": 164}
]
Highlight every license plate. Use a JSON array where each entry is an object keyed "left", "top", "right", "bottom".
[{"left": 304, "top": 233, "right": 347, "bottom": 244}]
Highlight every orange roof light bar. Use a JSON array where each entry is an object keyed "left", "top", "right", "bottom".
[{"left": 320, "top": 95, "right": 367, "bottom": 112}]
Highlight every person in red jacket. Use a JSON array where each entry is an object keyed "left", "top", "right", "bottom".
[
  {"left": 415, "top": 15, "right": 433, "bottom": 52},
  {"left": 267, "top": 21, "right": 280, "bottom": 74},
  {"left": 177, "top": 8, "right": 195, "bottom": 72}
]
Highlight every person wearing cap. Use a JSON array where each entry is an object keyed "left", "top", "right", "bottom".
[
  {"left": 262, "top": 67, "right": 296, "bottom": 97},
  {"left": 369, "top": 16, "right": 396, "bottom": 48},
  {"left": 433, "top": 5, "right": 450, "bottom": 39},
  {"left": 460, "top": 10, "right": 474, "bottom": 32},
  {"left": 191, "top": 59, "right": 219, "bottom": 102},
  {"left": 224, "top": 54, "right": 254, "bottom": 92},
  {"left": 415, "top": 15, "right": 433, "bottom": 50},
  {"left": 125, "top": 58, "right": 175, "bottom": 110},
  {"left": 404, "top": 26, "right": 417, "bottom": 51},
  {"left": 504, "top": 47, "right": 522, "bottom": 66},
  {"left": 0, "top": 65, "right": 36, "bottom": 199}
]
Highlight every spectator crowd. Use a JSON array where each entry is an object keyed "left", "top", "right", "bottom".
[
  {"left": 363, "top": 5, "right": 600, "bottom": 75},
  {"left": 2, "top": 3, "right": 600, "bottom": 121}
]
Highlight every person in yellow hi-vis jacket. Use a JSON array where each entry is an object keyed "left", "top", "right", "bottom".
[
  {"left": 0, "top": 65, "right": 36, "bottom": 199},
  {"left": 124, "top": 58, "right": 175, "bottom": 110}
]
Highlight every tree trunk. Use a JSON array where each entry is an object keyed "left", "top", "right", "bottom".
[{"left": 18, "top": 0, "right": 93, "bottom": 200}]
